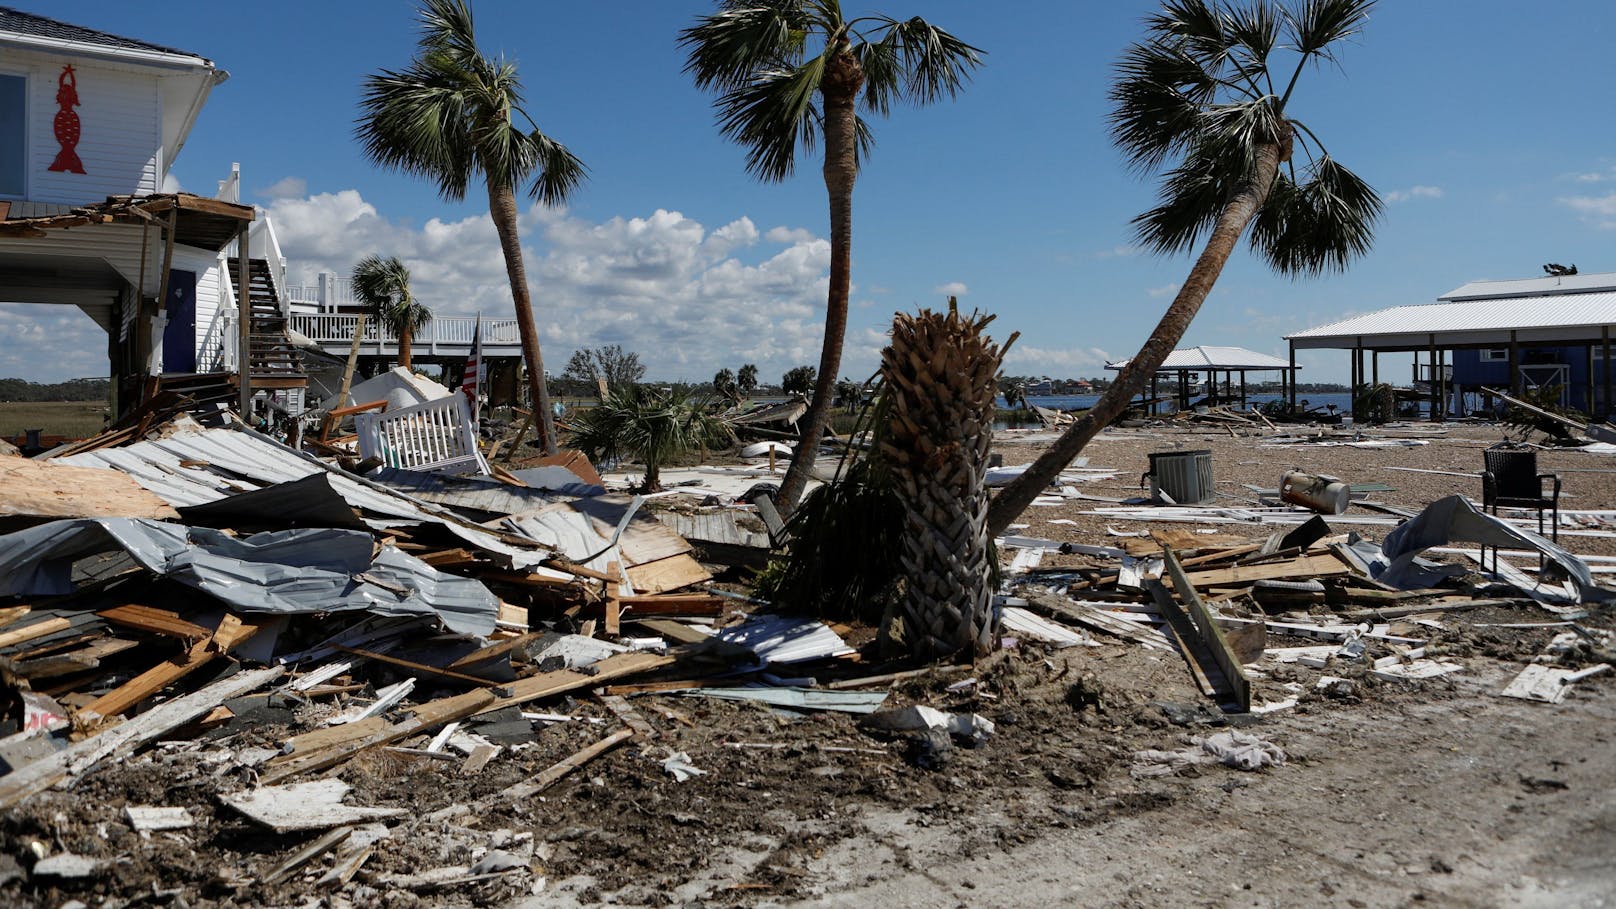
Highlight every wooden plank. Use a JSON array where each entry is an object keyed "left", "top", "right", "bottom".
[
  {"left": 625, "top": 553, "right": 710, "bottom": 595},
  {"left": 496, "top": 601, "right": 529, "bottom": 630},
  {"left": 1019, "top": 591, "right": 1172, "bottom": 651},
  {"left": 1182, "top": 552, "right": 1349, "bottom": 588},
  {"left": 0, "top": 666, "right": 285, "bottom": 810},
  {"left": 445, "top": 632, "right": 541, "bottom": 670},
  {"left": 0, "top": 605, "right": 30, "bottom": 629},
  {"left": 1145, "top": 580, "right": 1217, "bottom": 697},
  {"left": 259, "top": 688, "right": 497, "bottom": 785},
  {"left": 0, "top": 617, "right": 72, "bottom": 650},
  {"left": 332, "top": 645, "right": 503, "bottom": 689},
  {"left": 501, "top": 728, "right": 635, "bottom": 800},
  {"left": 0, "top": 454, "right": 179, "bottom": 522},
  {"left": 628, "top": 618, "right": 712, "bottom": 645},
  {"left": 97, "top": 604, "right": 212, "bottom": 640},
  {"left": 598, "top": 693, "right": 659, "bottom": 741},
  {"left": 477, "top": 651, "right": 674, "bottom": 714},
  {"left": 604, "top": 560, "right": 622, "bottom": 637},
  {"left": 264, "top": 826, "right": 352, "bottom": 885},
  {"left": 1163, "top": 547, "right": 1251, "bottom": 712},
  {"left": 81, "top": 614, "right": 263, "bottom": 719}
]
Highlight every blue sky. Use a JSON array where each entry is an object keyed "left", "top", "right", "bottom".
[{"left": 5, "top": 0, "right": 1615, "bottom": 384}]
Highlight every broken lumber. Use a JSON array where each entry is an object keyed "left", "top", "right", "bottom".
[
  {"left": 0, "top": 665, "right": 285, "bottom": 809},
  {"left": 502, "top": 728, "right": 636, "bottom": 800},
  {"left": 1164, "top": 547, "right": 1252, "bottom": 712}
]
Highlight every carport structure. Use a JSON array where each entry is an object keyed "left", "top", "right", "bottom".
[{"left": 1106, "top": 345, "right": 1299, "bottom": 414}]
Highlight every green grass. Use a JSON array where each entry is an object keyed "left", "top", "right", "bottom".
[{"left": 0, "top": 401, "right": 111, "bottom": 441}]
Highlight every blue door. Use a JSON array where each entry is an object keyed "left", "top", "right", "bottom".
[{"left": 162, "top": 269, "right": 196, "bottom": 374}]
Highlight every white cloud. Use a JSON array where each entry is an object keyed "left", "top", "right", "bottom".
[
  {"left": 1383, "top": 185, "right": 1443, "bottom": 203},
  {"left": 765, "top": 226, "right": 816, "bottom": 244},
  {"left": 1094, "top": 244, "right": 1139, "bottom": 259},
  {"left": 933, "top": 281, "right": 969, "bottom": 298},
  {"left": 1560, "top": 192, "right": 1616, "bottom": 228},
  {"left": 259, "top": 176, "right": 308, "bottom": 200},
  {"left": 1003, "top": 345, "right": 1112, "bottom": 374},
  {"left": 265, "top": 190, "right": 833, "bottom": 379},
  {"left": 0, "top": 305, "right": 111, "bottom": 382},
  {"left": 1146, "top": 282, "right": 1180, "bottom": 298}
]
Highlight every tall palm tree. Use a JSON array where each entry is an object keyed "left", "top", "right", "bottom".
[
  {"left": 357, "top": 0, "right": 585, "bottom": 455},
  {"left": 987, "top": 0, "right": 1381, "bottom": 535},
  {"left": 681, "top": 2, "right": 982, "bottom": 515},
  {"left": 351, "top": 255, "right": 432, "bottom": 369}
]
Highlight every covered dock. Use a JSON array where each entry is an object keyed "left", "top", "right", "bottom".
[{"left": 1106, "top": 345, "right": 1299, "bottom": 414}]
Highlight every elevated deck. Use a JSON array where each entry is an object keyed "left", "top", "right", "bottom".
[{"left": 289, "top": 313, "right": 525, "bottom": 360}]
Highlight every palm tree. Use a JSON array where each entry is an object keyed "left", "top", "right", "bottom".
[
  {"left": 566, "top": 386, "right": 734, "bottom": 492},
  {"left": 357, "top": 0, "right": 585, "bottom": 455},
  {"left": 736, "top": 363, "right": 759, "bottom": 398},
  {"left": 681, "top": 3, "right": 982, "bottom": 515},
  {"left": 986, "top": 0, "right": 1381, "bottom": 536},
  {"left": 351, "top": 255, "right": 431, "bottom": 369},
  {"left": 881, "top": 300, "right": 1013, "bottom": 660}
]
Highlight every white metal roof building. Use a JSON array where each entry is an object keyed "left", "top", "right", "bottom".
[{"left": 1282, "top": 272, "right": 1616, "bottom": 418}]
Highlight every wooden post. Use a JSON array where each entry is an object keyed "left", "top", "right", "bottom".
[
  {"left": 1427, "top": 337, "right": 1438, "bottom": 422},
  {"left": 1586, "top": 342, "right": 1596, "bottom": 418},
  {"left": 1149, "top": 373, "right": 1158, "bottom": 416},
  {"left": 237, "top": 224, "right": 252, "bottom": 418},
  {"left": 1604, "top": 326, "right": 1612, "bottom": 420},
  {"left": 337, "top": 313, "right": 367, "bottom": 408},
  {"left": 1239, "top": 370, "right": 1247, "bottom": 409},
  {"left": 1287, "top": 342, "right": 1297, "bottom": 412},
  {"left": 1508, "top": 330, "right": 1521, "bottom": 397},
  {"left": 1371, "top": 351, "right": 1379, "bottom": 387},
  {"left": 1437, "top": 348, "right": 1447, "bottom": 422},
  {"left": 140, "top": 208, "right": 179, "bottom": 394}
]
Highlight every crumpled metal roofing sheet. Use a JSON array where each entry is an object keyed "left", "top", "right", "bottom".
[
  {"left": 714, "top": 614, "right": 855, "bottom": 664},
  {"left": 57, "top": 427, "right": 557, "bottom": 570},
  {"left": 0, "top": 517, "right": 498, "bottom": 636}
]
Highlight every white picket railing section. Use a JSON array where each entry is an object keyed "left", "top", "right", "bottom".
[
  {"left": 355, "top": 394, "right": 490, "bottom": 476},
  {"left": 288, "top": 313, "right": 523, "bottom": 354}
]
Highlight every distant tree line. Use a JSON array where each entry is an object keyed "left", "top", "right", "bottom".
[{"left": 0, "top": 378, "right": 110, "bottom": 402}]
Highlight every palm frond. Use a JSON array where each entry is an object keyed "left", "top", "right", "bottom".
[
  {"left": 1130, "top": 148, "right": 1234, "bottom": 255},
  {"left": 418, "top": 0, "right": 480, "bottom": 63},
  {"left": 679, "top": 2, "right": 812, "bottom": 92},
  {"left": 351, "top": 255, "right": 433, "bottom": 335},
  {"left": 1248, "top": 155, "right": 1380, "bottom": 274},
  {"left": 714, "top": 58, "right": 826, "bottom": 181},
  {"left": 356, "top": 65, "right": 476, "bottom": 200},
  {"left": 1284, "top": 0, "right": 1375, "bottom": 58},
  {"left": 526, "top": 131, "right": 588, "bottom": 205},
  {"left": 1109, "top": 42, "right": 1218, "bottom": 172},
  {"left": 1224, "top": 1, "right": 1280, "bottom": 69},
  {"left": 869, "top": 16, "right": 983, "bottom": 106}
]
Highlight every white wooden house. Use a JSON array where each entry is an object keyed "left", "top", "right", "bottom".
[{"left": 0, "top": 6, "right": 303, "bottom": 417}]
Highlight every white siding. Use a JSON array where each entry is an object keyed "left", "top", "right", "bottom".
[
  {"left": 0, "top": 221, "right": 163, "bottom": 296},
  {"left": 6, "top": 46, "right": 161, "bottom": 206}
]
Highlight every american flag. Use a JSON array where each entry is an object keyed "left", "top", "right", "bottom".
[{"left": 460, "top": 314, "right": 484, "bottom": 422}]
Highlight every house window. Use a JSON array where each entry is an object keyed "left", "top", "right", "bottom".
[
  {"left": 1479, "top": 349, "right": 1509, "bottom": 362},
  {"left": 0, "top": 74, "right": 24, "bottom": 198}
]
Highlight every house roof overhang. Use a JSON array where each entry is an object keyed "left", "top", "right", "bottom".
[{"left": 0, "top": 193, "right": 253, "bottom": 251}]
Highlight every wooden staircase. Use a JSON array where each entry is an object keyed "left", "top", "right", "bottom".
[{"left": 228, "top": 257, "right": 307, "bottom": 390}]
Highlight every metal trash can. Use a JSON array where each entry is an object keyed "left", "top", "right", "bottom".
[{"left": 1145, "top": 449, "right": 1214, "bottom": 505}]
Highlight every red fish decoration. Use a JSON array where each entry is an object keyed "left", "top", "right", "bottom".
[{"left": 48, "top": 65, "right": 86, "bottom": 175}]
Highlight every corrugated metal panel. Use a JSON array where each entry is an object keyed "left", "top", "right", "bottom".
[
  {"left": 1440, "top": 272, "right": 1616, "bottom": 301},
  {"left": 58, "top": 426, "right": 559, "bottom": 569},
  {"left": 1107, "top": 345, "right": 1292, "bottom": 371},
  {"left": 1287, "top": 292, "right": 1616, "bottom": 344}
]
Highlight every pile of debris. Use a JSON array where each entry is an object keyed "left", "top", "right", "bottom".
[{"left": 997, "top": 491, "right": 1613, "bottom": 715}]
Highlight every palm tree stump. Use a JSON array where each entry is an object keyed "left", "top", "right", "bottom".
[{"left": 880, "top": 301, "right": 1014, "bottom": 661}]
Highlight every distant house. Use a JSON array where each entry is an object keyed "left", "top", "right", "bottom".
[
  {"left": 1287, "top": 272, "right": 1616, "bottom": 418},
  {"left": 0, "top": 6, "right": 303, "bottom": 416}
]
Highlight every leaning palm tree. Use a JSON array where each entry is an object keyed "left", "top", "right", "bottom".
[
  {"left": 351, "top": 255, "right": 431, "bottom": 369},
  {"left": 357, "top": 0, "right": 584, "bottom": 455},
  {"left": 681, "top": 3, "right": 982, "bottom": 516},
  {"left": 987, "top": 0, "right": 1381, "bottom": 535}
]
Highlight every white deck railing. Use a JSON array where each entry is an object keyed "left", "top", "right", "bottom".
[{"left": 288, "top": 313, "right": 523, "bottom": 353}]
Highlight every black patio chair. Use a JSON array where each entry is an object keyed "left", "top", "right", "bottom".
[{"left": 1481, "top": 445, "right": 1561, "bottom": 572}]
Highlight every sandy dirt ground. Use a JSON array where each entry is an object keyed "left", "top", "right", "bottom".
[{"left": 2, "top": 421, "right": 1613, "bottom": 908}]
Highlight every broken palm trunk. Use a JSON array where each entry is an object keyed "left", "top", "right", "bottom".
[{"left": 880, "top": 301, "right": 1015, "bottom": 660}]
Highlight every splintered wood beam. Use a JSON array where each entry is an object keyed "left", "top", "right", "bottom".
[
  {"left": 502, "top": 728, "right": 636, "bottom": 800},
  {"left": 445, "top": 632, "right": 541, "bottom": 670},
  {"left": 332, "top": 644, "right": 504, "bottom": 689},
  {"left": 97, "top": 604, "right": 213, "bottom": 640},
  {"left": 1163, "top": 547, "right": 1251, "bottom": 712},
  {"left": 81, "top": 614, "right": 263, "bottom": 719},
  {"left": 604, "top": 561, "right": 622, "bottom": 637}
]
